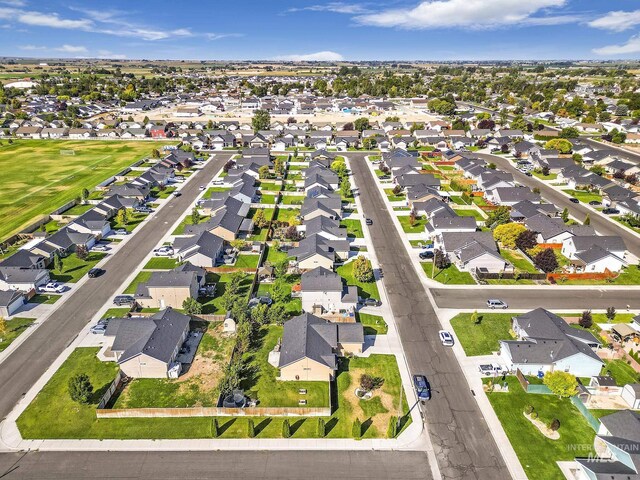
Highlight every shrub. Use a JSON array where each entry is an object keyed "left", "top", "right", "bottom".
[
  {"left": 211, "top": 418, "right": 219, "bottom": 438},
  {"left": 360, "top": 374, "right": 385, "bottom": 392},
  {"left": 247, "top": 419, "right": 256, "bottom": 438},
  {"left": 549, "top": 418, "right": 561, "bottom": 431},
  {"left": 352, "top": 255, "right": 374, "bottom": 283},
  {"left": 317, "top": 418, "right": 326, "bottom": 438},
  {"left": 68, "top": 373, "right": 93, "bottom": 404},
  {"left": 282, "top": 419, "right": 291, "bottom": 438},
  {"left": 530, "top": 411, "right": 538, "bottom": 419},
  {"left": 543, "top": 371, "right": 578, "bottom": 398},
  {"left": 387, "top": 416, "right": 398, "bottom": 438},
  {"left": 579, "top": 310, "right": 593, "bottom": 329},
  {"left": 352, "top": 418, "right": 362, "bottom": 439},
  {"left": 533, "top": 248, "right": 558, "bottom": 273},
  {"left": 524, "top": 405, "right": 534, "bottom": 415}
]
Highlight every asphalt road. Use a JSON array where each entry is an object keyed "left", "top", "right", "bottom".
[
  {"left": 478, "top": 152, "right": 640, "bottom": 258},
  {"left": 0, "top": 450, "right": 432, "bottom": 480},
  {"left": 349, "top": 154, "right": 510, "bottom": 480},
  {"left": 0, "top": 153, "right": 231, "bottom": 421}
]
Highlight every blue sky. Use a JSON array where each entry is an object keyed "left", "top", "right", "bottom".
[{"left": 1, "top": 0, "right": 640, "bottom": 60}]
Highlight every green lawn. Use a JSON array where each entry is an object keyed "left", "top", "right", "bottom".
[
  {"left": 357, "top": 313, "right": 388, "bottom": 335},
  {"left": 29, "top": 294, "right": 61, "bottom": 305},
  {"left": 280, "top": 195, "right": 304, "bottom": 205},
  {"left": 233, "top": 254, "right": 260, "bottom": 269},
  {"left": 336, "top": 261, "right": 380, "bottom": 300},
  {"left": 420, "top": 262, "right": 475, "bottom": 285},
  {"left": 340, "top": 219, "right": 364, "bottom": 238},
  {"left": 602, "top": 360, "right": 640, "bottom": 386},
  {"left": 50, "top": 252, "right": 107, "bottom": 283},
  {"left": 562, "top": 189, "right": 602, "bottom": 204},
  {"left": 0, "top": 140, "right": 175, "bottom": 241},
  {"left": 273, "top": 207, "right": 299, "bottom": 225},
  {"left": 258, "top": 194, "right": 277, "bottom": 205},
  {"left": 532, "top": 171, "right": 558, "bottom": 181},
  {"left": 397, "top": 215, "right": 427, "bottom": 233},
  {"left": 63, "top": 203, "right": 94, "bottom": 215},
  {"left": 123, "top": 271, "right": 153, "bottom": 294},
  {"left": 172, "top": 215, "right": 211, "bottom": 235},
  {"left": 486, "top": 376, "right": 597, "bottom": 480},
  {"left": 110, "top": 210, "right": 148, "bottom": 233},
  {"left": 384, "top": 189, "right": 406, "bottom": 202},
  {"left": 149, "top": 186, "right": 177, "bottom": 199},
  {"left": 0, "top": 317, "right": 34, "bottom": 352},
  {"left": 205, "top": 187, "right": 230, "bottom": 198},
  {"left": 143, "top": 257, "right": 179, "bottom": 270},
  {"left": 264, "top": 244, "right": 291, "bottom": 266},
  {"left": 101, "top": 308, "right": 132, "bottom": 320},
  {"left": 500, "top": 249, "right": 539, "bottom": 273},
  {"left": 455, "top": 209, "right": 484, "bottom": 221},
  {"left": 198, "top": 273, "right": 252, "bottom": 314},
  {"left": 450, "top": 313, "right": 513, "bottom": 356},
  {"left": 612, "top": 216, "right": 640, "bottom": 234},
  {"left": 257, "top": 182, "right": 282, "bottom": 191}
]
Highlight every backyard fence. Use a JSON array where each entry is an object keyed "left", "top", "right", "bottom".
[
  {"left": 97, "top": 370, "right": 125, "bottom": 409},
  {"left": 547, "top": 271, "right": 616, "bottom": 282},
  {"left": 570, "top": 395, "right": 601, "bottom": 432},
  {"left": 475, "top": 270, "right": 548, "bottom": 281},
  {"left": 515, "top": 369, "right": 553, "bottom": 394},
  {"left": 96, "top": 406, "right": 331, "bottom": 418}
]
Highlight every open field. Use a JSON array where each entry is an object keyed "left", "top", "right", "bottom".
[{"left": 0, "top": 140, "right": 175, "bottom": 241}]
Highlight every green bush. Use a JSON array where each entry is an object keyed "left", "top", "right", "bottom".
[
  {"left": 352, "top": 418, "right": 362, "bottom": 440},
  {"left": 387, "top": 416, "right": 398, "bottom": 438},
  {"left": 317, "top": 418, "right": 326, "bottom": 438},
  {"left": 282, "top": 419, "right": 291, "bottom": 438},
  {"left": 247, "top": 419, "right": 256, "bottom": 438}
]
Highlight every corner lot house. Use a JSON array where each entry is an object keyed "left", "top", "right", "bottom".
[
  {"left": 278, "top": 313, "right": 364, "bottom": 381},
  {"left": 104, "top": 308, "right": 191, "bottom": 378},
  {"left": 500, "top": 308, "right": 603, "bottom": 377}
]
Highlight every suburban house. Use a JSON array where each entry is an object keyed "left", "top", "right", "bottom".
[
  {"left": 300, "top": 266, "right": 358, "bottom": 315},
  {"left": 290, "top": 234, "right": 349, "bottom": 270},
  {"left": 0, "top": 267, "right": 50, "bottom": 292},
  {"left": 575, "top": 410, "right": 640, "bottom": 479},
  {"left": 184, "top": 207, "right": 249, "bottom": 241},
  {"left": 500, "top": 308, "right": 604, "bottom": 377},
  {"left": 0, "top": 289, "right": 25, "bottom": 317},
  {"left": 425, "top": 215, "right": 477, "bottom": 238},
  {"left": 525, "top": 214, "right": 595, "bottom": 244},
  {"left": 30, "top": 228, "right": 96, "bottom": 259},
  {"left": 278, "top": 313, "right": 364, "bottom": 381},
  {"left": 300, "top": 197, "right": 342, "bottom": 222},
  {"left": 134, "top": 268, "right": 205, "bottom": 309},
  {"left": 510, "top": 200, "right": 559, "bottom": 222},
  {"left": 561, "top": 236, "right": 627, "bottom": 273},
  {"left": 0, "top": 250, "right": 47, "bottom": 270},
  {"left": 104, "top": 308, "right": 191, "bottom": 378},
  {"left": 436, "top": 231, "right": 505, "bottom": 273},
  {"left": 172, "top": 231, "right": 224, "bottom": 268},
  {"left": 300, "top": 215, "right": 347, "bottom": 241},
  {"left": 486, "top": 187, "right": 540, "bottom": 206}
]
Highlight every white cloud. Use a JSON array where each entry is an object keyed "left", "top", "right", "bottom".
[
  {"left": 354, "top": 0, "right": 568, "bottom": 29},
  {"left": 588, "top": 10, "right": 640, "bottom": 32},
  {"left": 275, "top": 51, "right": 344, "bottom": 61},
  {"left": 17, "top": 11, "right": 92, "bottom": 29},
  {"left": 593, "top": 34, "right": 640, "bottom": 55},
  {"left": 55, "top": 44, "right": 87, "bottom": 53},
  {"left": 288, "top": 3, "right": 368, "bottom": 14},
  {"left": 1, "top": 0, "right": 26, "bottom": 6}
]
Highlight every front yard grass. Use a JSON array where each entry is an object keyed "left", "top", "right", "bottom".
[
  {"left": 384, "top": 189, "right": 406, "bottom": 202},
  {"left": 280, "top": 195, "right": 304, "bottom": 205},
  {"left": 562, "top": 189, "right": 602, "bottom": 204},
  {"left": 486, "top": 376, "right": 596, "bottom": 480},
  {"left": 420, "top": 262, "right": 475, "bottom": 285},
  {"left": 500, "top": 249, "right": 539, "bottom": 273},
  {"left": 172, "top": 215, "right": 211, "bottom": 235},
  {"left": 450, "top": 312, "right": 513, "bottom": 356},
  {"left": 357, "top": 313, "right": 388, "bottom": 335},
  {"left": 110, "top": 210, "right": 148, "bottom": 233},
  {"left": 455, "top": 209, "right": 484, "bottom": 221},
  {"left": 123, "top": 271, "right": 153, "bottom": 294},
  {"left": 50, "top": 252, "right": 107, "bottom": 283},
  {"left": 0, "top": 317, "right": 34, "bottom": 352},
  {"left": 29, "top": 294, "right": 61, "bottom": 305},
  {"left": 532, "top": 171, "right": 558, "bottom": 180},
  {"left": 397, "top": 215, "right": 427, "bottom": 233},
  {"left": 340, "top": 219, "right": 364, "bottom": 238},
  {"left": 336, "top": 261, "right": 380, "bottom": 300},
  {"left": 143, "top": 257, "right": 179, "bottom": 270}
]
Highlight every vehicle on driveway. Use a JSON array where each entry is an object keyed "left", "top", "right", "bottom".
[
  {"left": 134, "top": 206, "right": 153, "bottom": 214},
  {"left": 39, "top": 282, "right": 65, "bottom": 294},
  {"left": 359, "top": 297, "right": 381, "bottom": 307},
  {"left": 154, "top": 246, "right": 174, "bottom": 256},
  {"left": 90, "top": 324, "right": 107, "bottom": 335},
  {"left": 588, "top": 200, "right": 601, "bottom": 206},
  {"left": 413, "top": 374, "right": 431, "bottom": 401},
  {"left": 487, "top": 299, "right": 508, "bottom": 309},
  {"left": 88, "top": 268, "right": 104, "bottom": 278},
  {"left": 602, "top": 207, "right": 620, "bottom": 215},
  {"left": 439, "top": 330, "right": 454, "bottom": 346},
  {"left": 569, "top": 197, "right": 580, "bottom": 204},
  {"left": 113, "top": 295, "right": 136, "bottom": 307},
  {"left": 479, "top": 364, "right": 504, "bottom": 376},
  {"left": 113, "top": 228, "right": 128, "bottom": 235},
  {"left": 92, "top": 244, "right": 109, "bottom": 252},
  {"left": 419, "top": 250, "right": 434, "bottom": 260},
  {"left": 365, "top": 218, "right": 373, "bottom": 226}
]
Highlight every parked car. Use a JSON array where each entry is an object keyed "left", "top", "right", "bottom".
[
  {"left": 154, "top": 246, "right": 174, "bottom": 256},
  {"left": 419, "top": 250, "right": 434, "bottom": 260},
  {"left": 90, "top": 324, "right": 107, "bottom": 335},
  {"left": 248, "top": 296, "right": 273, "bottom": 308},
  {"left": 92, "top": 244, "right": 109, "bottom": 252},
  {"left": 588, "top": 200, "right": 601, "bottom": 206},
  {"left": 211, "top": 180, "right": 224, "bottom": 185},
  {"left": 525, "top": 171, "right": 533, "bottom": 177},
  {"left": 365, "top": 218, "right": 373, "bottom": 226},
  {"left": 479, "top": 364, "right": 504, "bottom": 376},
  {"left": 88, "top": 268, "right": 104, "bottom": 278},
  {"left": 360, "top": 298, "right": 381, "bottom": 307},
  {"left": 173, "top": 191, "right": 182, "bottom": 197},
  {"left": 113, "top": 228, "right": 128, "bottom": 235},
  {"left": 569, "top": 197, "right": 580, "bottom": 204},
  {"left": 134, "top": 206, "right": 153, "bottom": 213},
  {"left": 602, "top": 207, "right": 620, "bottom": 215},
  {"left": 199, "top": 185, "right": 206, "bottom": 191},
  {"left": 113, "top": 295, "right": 136, "bottom": 306},
  {"left": 487, "top": 299, "right": 508, "bottom": 309},
  {"left": 39, "top": 282, "right": 65, "bottom": 294},
  {"left": 439, "top": 330, "right": 454, "bottom": 347},
  {"left": 413, "top": 374, "right": 431, "bottom": 401}
]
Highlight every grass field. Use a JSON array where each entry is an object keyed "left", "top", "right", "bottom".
[
  {"left": 0, "top": 140, "right": 174, "bottom": 241},
  {"left": 0, "top": 317, "right": 34, "bottom": 352},
  {"left": 450, "top": 312, "right": 513, "bottom": 356}
]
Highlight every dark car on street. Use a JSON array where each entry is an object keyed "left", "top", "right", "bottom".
[
  {"left": 419, "top": 250, "right": 434, "bottom": 260},
  {"left": 569, "top": 197, "right": 580, "bottom": 203},
  {"left": 365, "top": 218, "right": 373, "bottom": 226},
  {"left": 602, "top": 208, "right": 620, "bottom": 215},
  {"left": 88, "top": 268, "right": 104, "bottom": 278},
  {"left": 413, "top": 374, "right": 431, "bottom": 401}
]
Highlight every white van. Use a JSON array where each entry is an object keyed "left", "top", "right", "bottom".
[{"left": 439, "top": 330, "right": 454, "bottom": 347}]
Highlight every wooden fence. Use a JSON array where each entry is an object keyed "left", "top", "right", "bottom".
[
  {"left": 547, "top": 271, "right": 616, "bottom": 282},
  {"left": 96, "top": 406, "right": 331, "bottom": 418},
  {"left": 476, "top": 270, "right": 547, "bottom": 281},
  {"left": 97, "top": 370, "right": 124, "bottom": 409}
]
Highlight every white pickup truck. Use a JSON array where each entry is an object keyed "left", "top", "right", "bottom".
[{"left": 478, "top": 364, "right": 504, "bottom": 376}]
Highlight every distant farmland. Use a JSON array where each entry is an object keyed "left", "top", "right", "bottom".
[{"left": 0, "top": 140, "right": 175, "bottom": 241}]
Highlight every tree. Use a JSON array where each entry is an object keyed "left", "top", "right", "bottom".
[
  {"left": 352, "top": 418, "right": 362, "bottom": 440},
  {"left": 75, "top": 244, "right": 88, "bottom": 261},
  {"left": 487, "top": 162, "right": 497, "bottom": 170},
  {"left": 590, "top": 165, "right": 605, "bottom": 176},
  {"left": 477, "top": 118, "right": 495, "bottom": 130},
  {"left": 284, "top": 225, "right": 301, "bottom": 241},
  {"left": 543, "top": 371, "right": 578, "bottom": 398},
  {"left": 493, "top": 223, "right": 527, "bottom": 249},
  {"left": 485, "top": 206, "right": 511, "bottom": 229},
  {"left": 606, "top": 306, "right": 616, "bottom": 322},
  {"left": 354, "top": 117, "right": 370, "bottom": 132},
  {"left": 182, "top": 297, "right": 203, "bottom": 316},
  {"left": 53, "top": 252, "right": 63, "bottom": 274},
  {"left": 317, "top": 418, "right": 326, "bottom": 438},
  {"left": 247, "top": 419, "right": 256, "bottom": 438},
  {"left": 212, "top": 418, "right": 219, "bottom": 438},
  {"left": 561, "top": 207, "right": 569, "bottom": 223},
  {"left": 559, "top": 127, "right": 579, "bottom": 138},
  {"left": 251, "top": 109, "right": 270, "bottom": 132},
  {"left": 434, "top": 249, "right": 450, "bottom": 270},
  {"left": 251, "top": 303, "right": 269, "bottom": 325},
  {"left": 274, "top": 157, "right": 285, "bottom": 177},
  {"left": 227, "top": 272, "right": 245, "bottom": 297},
  {"left": 267, "top": 302, "right": 286, "bottom": 325},
  {"left": 272, "top": 277, "right": 291, "bottom": 303},
  {"left": 515, "top": 230, "right": 537, "bottom": 252},
  {"left": 68, "top": 373, "right": 93, "bottom": 404},
  {"left": 151, "top": 148, "right": 161, "bottom": 159},
  {"left": 191, "top": 207, "right": 201, "bottom": 225},
  {"left": 116, "top": 208, "right": 129, "bottom": 226},
  {"left": 360, "top": 374, "right": 384, "bottom": 392},
  {"left": 331, "top": 159, "right": 347, "bottom": 177},
  {"left": 549, "top": 418, "right": 561, "bottom": 431},
  {"left": 340, "top": 178, "right": 352, "bottom": 198},
  {"left": 579, "top": 310, "right": 593, "bottom": 329},
  {"left": 583, "top": 214, "right": 590, "bottom": 226},
  {"left": 572, "top": 153, "right": 583, "bottom": 163},
  {"left": 81, "top": 188, "right": 89, "bottom": 203},
  {"left": 0, "top": 317, "right": 7, "bottom": 339},
  {"left": 253, "top": 208, "right": 268, "bottom": 228},
  {"left": 258, "top": 165, "right": 270, "bottom": 179},
  {"left": 510, "top": 114, "right": 527, "bottom": 131},
  {"left": 541, "top": 165, "right": 550, "bottom": 177},
  {"left": 533, "top": 248, "right": 558, "bottom": 273},
  {"left": 352, "top": 255, "right": 374, "bottom": 283},
  {"left": 544, "top": 138, "right": 572, "bottom": 154},
  {"left": 282, "top": 419, "right": 291, "bottom": 438}
]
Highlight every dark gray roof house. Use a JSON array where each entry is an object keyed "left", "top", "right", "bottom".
[{"left": 173, "top": 231, "right": 224, "bottom": 267}]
